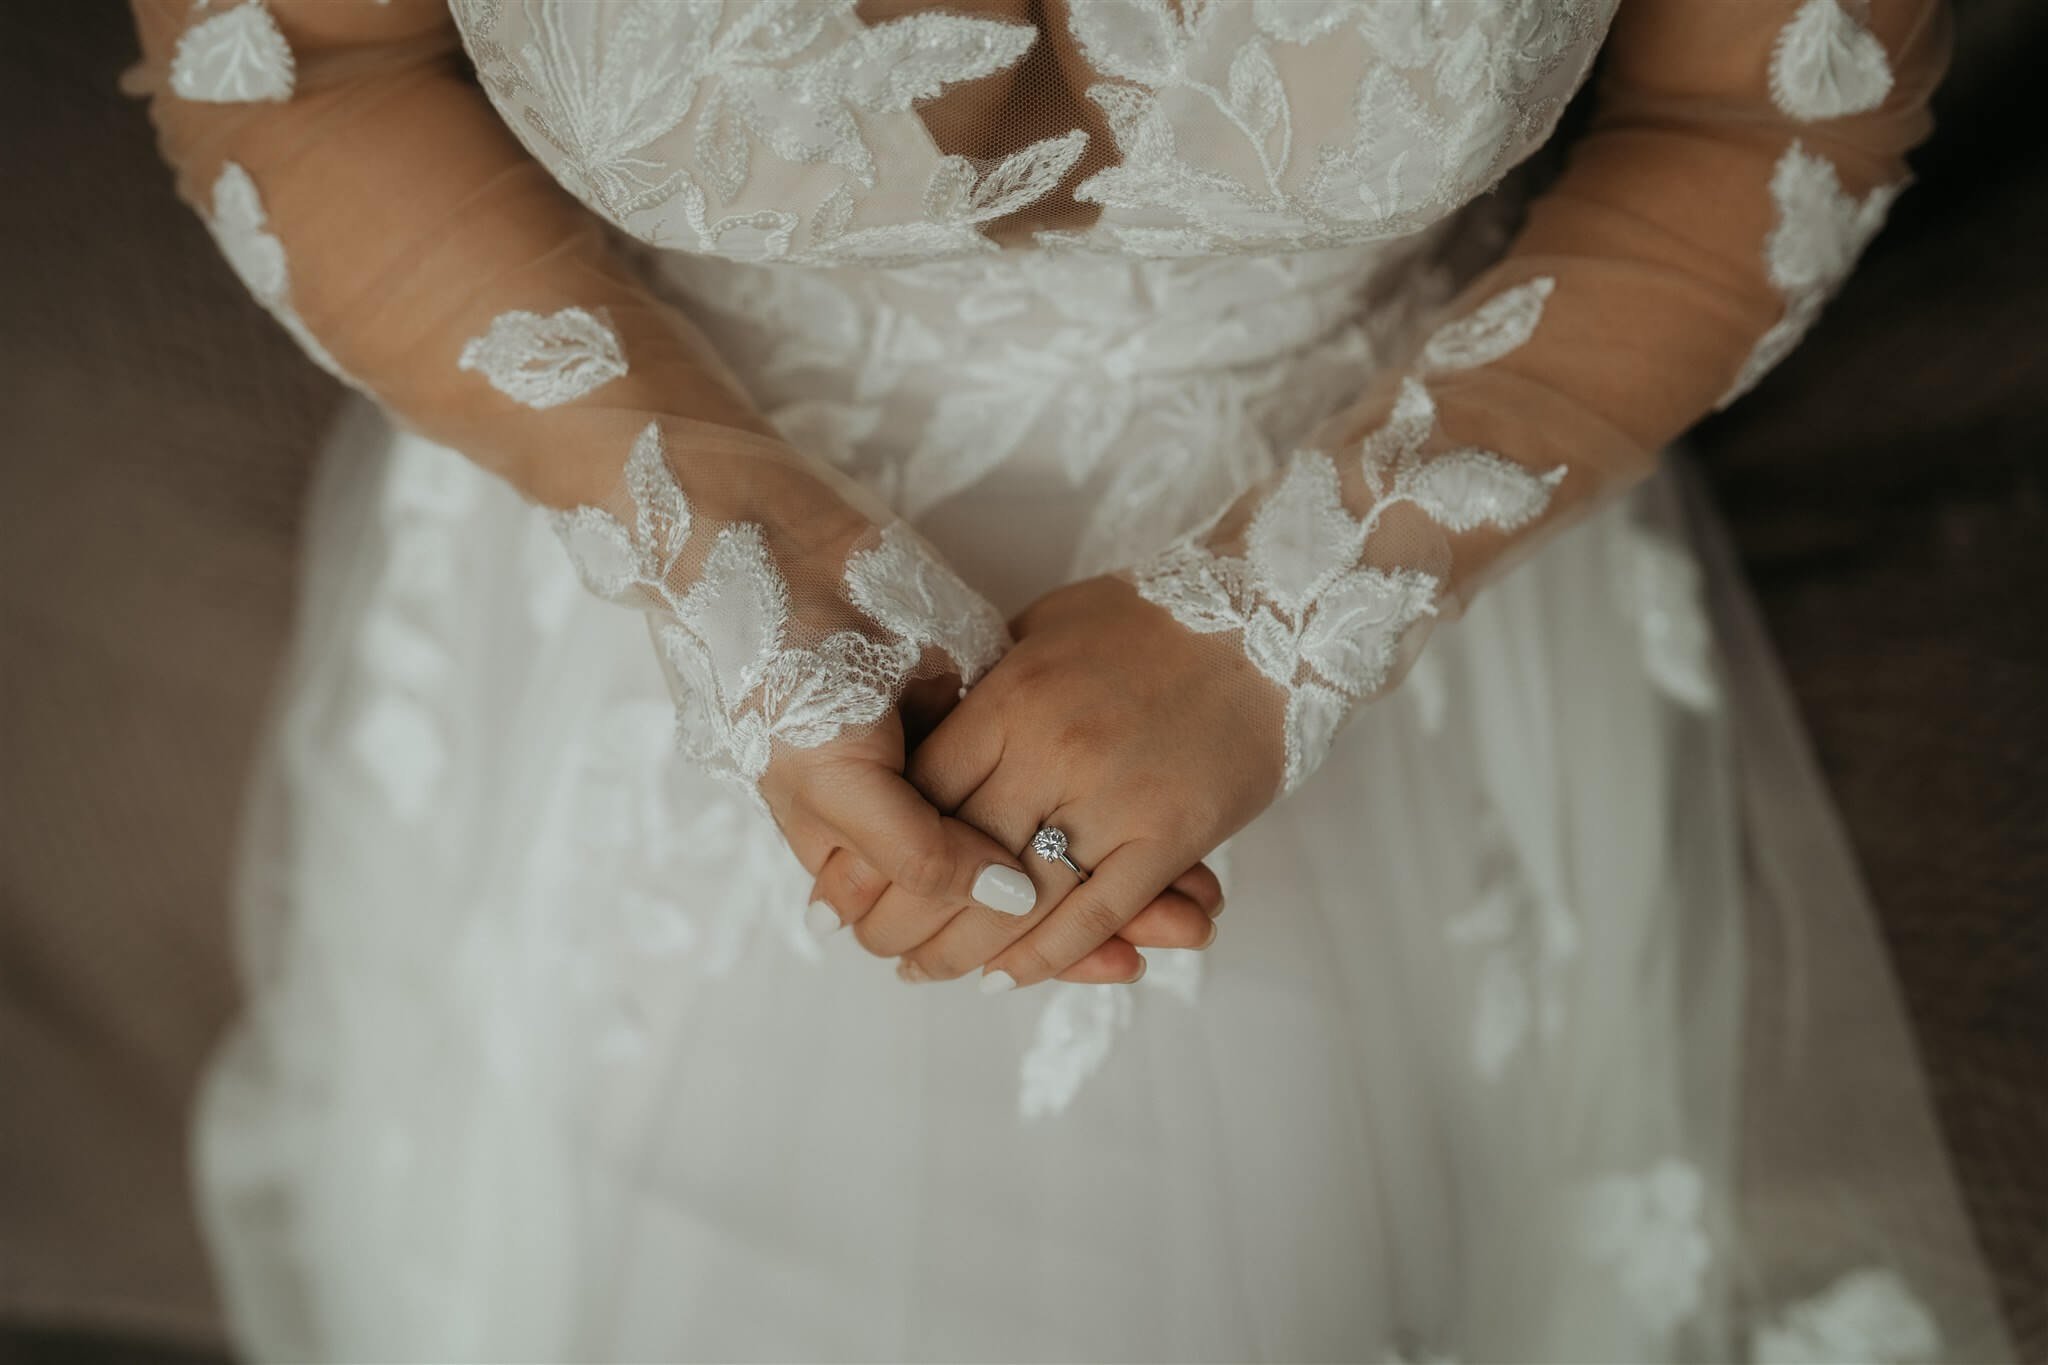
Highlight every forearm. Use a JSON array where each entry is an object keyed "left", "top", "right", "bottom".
[
  {"left": 127, "top": 0, "right": 1002, "bottom": 792},
  {"left": 128, "top": 0, "right": 800, "bottom": 513},
  {"left": 1130, "top": 0, "right": 1948, "bottom": 793}
]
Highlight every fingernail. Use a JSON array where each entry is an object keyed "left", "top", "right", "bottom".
[
  {"left": 1202, "top": 919, "right": 1219, "bottom": 949},
  {"left": 978, "top": 969, "right": 1016, "bottom": 995},
  {"left": 1126, "top": 959, "right": 1149, "bottom": 984},
  {"left": 897, "top": 960, "right": 930, "bottom": 985},
  {"left": 805, "top": 900, "right": 843, "bottom": 937},
  {"left": 972, "top": 864, "right": 1036, "bottom": 917}
]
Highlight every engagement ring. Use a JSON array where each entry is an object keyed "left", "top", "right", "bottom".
[{"left": 1030, "top": 826, "right": 1088, "bottom": 880}]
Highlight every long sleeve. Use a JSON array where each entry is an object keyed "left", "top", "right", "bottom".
[
  {"left": 126, "top": 0, "right": 1007, "bottom": 793},
  {"left": 1128, "top": 0, "right": 1947, "bottom": 792}
]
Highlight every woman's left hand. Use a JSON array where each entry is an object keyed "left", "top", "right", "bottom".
[{"left": 888, "top": 574, "right": 1288, "bottom": 990}]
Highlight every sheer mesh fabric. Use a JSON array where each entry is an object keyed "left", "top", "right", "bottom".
[
  {"left": 129, "top": 0, "right": 1944, "bottom": 797},
  {"left": 128, "top": 0, "right": 1010, "bottom": 795},
  {"left": 117, "top": 4, "right": 2012, "bottom": 1361},
  {"left": 1128, "top": 0, "right": 1948, "bottom": 789}
]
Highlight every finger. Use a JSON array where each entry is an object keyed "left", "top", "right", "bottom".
[
  {"left": 769, "top": 795, "right": 844, "bottom": 881},
  {"left": 1169, "top": 860, "right": 1225, "bottom": 917},
  {"left": 804, "top": 845, "right": 889, "bottom": 939},
  {"left": 859, "top": 880, "right": 989, "bottom": 961},
  {"left": 882, "top": 760, "right": 1077, "bottom": 976},
  {"left": 980, "top": 839, "right": 1186, "bottom": 993},
  {"left": 905, "top": 676, "right": 1009, "bottom": 813},
  {"left": 904, "top": 881, "right": 1213, "bottom": 982},
  {"left": 1119, "top": 890, "right": 1219, "bottom": 950},
  {"left": 811, "top": 763, "right": 1039, "bottom": 925},
  {"left": 1054, "top": 939, "right": 1147, "bottom": 986}
]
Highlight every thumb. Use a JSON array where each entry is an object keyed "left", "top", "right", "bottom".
[{"left": 814, "top": 761, "right": 1038, "bottom": 918}]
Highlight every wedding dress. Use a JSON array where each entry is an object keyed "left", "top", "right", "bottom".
[{"left": 126, "top": 1, "right": 2013, "bottom": 1360}]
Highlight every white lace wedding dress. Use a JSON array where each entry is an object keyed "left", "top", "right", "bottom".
[{"left": 128, "top": 0, "right": 2012, "bottom": 1360}]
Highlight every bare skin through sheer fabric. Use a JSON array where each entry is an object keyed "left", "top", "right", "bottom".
[
  {"left": 126, "top": 0, "right": 1224, "bottom": 983},
  {"left": 812, "top": 0, "right": 1952, "bottom": 986},
  {"left": 1124, "top": 0, "right": 1948, "bottom": 792},
  {"left": 121, "top": 4, "right": 2010, "bottom": 1361}
]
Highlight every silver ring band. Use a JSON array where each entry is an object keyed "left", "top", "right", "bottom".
[{"left": 1030, "top": 826, "right": 1089, "bottom": 881}]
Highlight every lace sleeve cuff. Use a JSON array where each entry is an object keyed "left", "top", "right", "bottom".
[{"left": 556, "top": 421, "right": 1006, "bottom": 793}]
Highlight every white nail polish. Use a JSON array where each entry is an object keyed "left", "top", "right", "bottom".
[
  {"left": 804, "top": 900, "right": 843, "bottom": 937},
  {"left": 972, "top": 864, "right": 1036, "bottom": 916},
  {"left": 979, "top": 970, "right": 1017, "bottom": 995}
]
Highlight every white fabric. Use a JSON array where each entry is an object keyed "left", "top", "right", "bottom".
[
  {"left": 159, "top": 0, "right": 2011, "bottom": 1360},
  {"left": 203, "top": 246, "right": 2006, "bottom": 1362}
]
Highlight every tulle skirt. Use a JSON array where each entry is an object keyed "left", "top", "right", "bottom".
[{"left": 198, "top": 249, "right": 2010, "bottom": 1363}]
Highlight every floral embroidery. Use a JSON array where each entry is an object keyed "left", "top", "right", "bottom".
[
  {"left": 652, "top": 242, "right": 1400, "bottom": 578},
  {"left": 171, "top": 1, "right": 294, "bottom": 104},
  {"left": 800, "top": 132, "right": 1089, "bottom": 267},
  {"left": 1751, "top": 1270, "right": 1942, "bottom": 1364},
  {"left": 552, "top": 421, "right": 1007, "bottom": 791},
  {"left": 458, "top": 307, "right": 628, "bottom": 409},
  {"left": 1018, "top": 946, "right": 1207, "bottom": 1119},
  {"left": 203, "top": 163, "right": 351, "bottom": 384},
  {"left": 1445, "top": 811, "right": 1579, "bottom": 1079},
  {"left": 844, "top": 524, "right": 1006, "bottom": 684},
  {"left": 455, "top": 0, "right": 1041, "bottom": 258},
  {"left": 1579, "top": 1158, "right": 1712, "bottom": 1331},
  {"left": 344, "top": 442, "right": 480, "bottom": 821},
  {"left": 1770, "top": 0, "right": 1894, "bottom": 122},
  {"left": 452, "top": 0, "right": 1615, "bottom": 261},
  {"left": 1068, "top": 2, "right": 1614, "bottom": 256},
  {"left": 1019, "top": 985, "right": 1134, "bottom": 1120},
  {"left": 1608, "top": 519, "right": 1720, "bottom": 712},
  {"left": 1132, "top": 280, "right": 1564, "bottom": 792},
  {"left": 1417, "top": 277, "right": 1555, "bottom": 375},
  {"left": 1721, "top": 143, "right": 1898, "bottom": 407}
]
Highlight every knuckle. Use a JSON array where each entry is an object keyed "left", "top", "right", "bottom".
[
  {"left": 837, "top": 857, "right": 888, "bottom": 906},
  {"left": 1068, "top": 895, "right": 1128, "bottom": 944},
  {"left": 1002, "top": 648, "right": 1062, "bottom": 696},
  {"left": 850, "top": 917, "right": 892, "bottom": 958},
  {"left": 1048, "top": 715, "right": 1111, "bottom": 761},
  {"left": 1117, "top": 769, "right": 1181, "bottom": 825},
  {"left": 1007, "top": 941, "right": 1061, "bottom": 985},
  {"left": 891, "top": 840, "right": 955, "bottom": 901},
  {"left": 1170, "top": 904, "right": 1218, "bottom": 949},
  {"left": 910, "top": 950, "right": 969, "bottom": 982}
]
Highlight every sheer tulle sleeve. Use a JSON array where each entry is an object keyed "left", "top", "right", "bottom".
[
  {"left": 126, "top": 0, "right": 1006, "bottom": 796},
  {"left": 1127, "top": 0, "right": 1947, "bottom": 793}
]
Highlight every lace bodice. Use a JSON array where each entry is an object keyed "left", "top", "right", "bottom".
[
  {"left": 128, "top": 0, "right": 1945, "bottom": 794},
  {"left": 450, "top": 0, "right": 1615, "bottom": 262}
]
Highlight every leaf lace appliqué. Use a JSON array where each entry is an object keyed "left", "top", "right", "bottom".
[
  {"left": 1578, "top": 1158, "right": 1712, "bottom": 1333},
  {"left": 1018, "top": 946, "right": 1206, "bottom": 1120},
  {"left": 1720, "top": 143, "right": 1898, "bottom": 407},
  {"left": 171, "top": 1, "right": 294, "bottom": 104},
  {"left": 551, "top": 421, "right": 1005, "bottom": 793},
  {"left": 1067, "top": 2, "right": 1613, "bottom": 257},
  {"left": 459, "top": 307, "right": 629, "bottom": 409},
  {"left": 458, "top": 0, "right": 1046, "bottom": 260},
  {"left": 1132, "top": 280, "right": 1564, "bottom": 792},
  {"left": 204, "top": 163, "right": 352, "bottom": 384},
  {"left": 1770, "top": 0, "right": 1894, "bottom": 122},
  {"left": 1750, "top": 1270, "right": 1941, "bottom": 1364},
  {"left": 455, "top": 0, "right": 1614, "bottom": 262},
  {"left": 1445, "top": 809, "right": 1580, "bottom": 1080}
]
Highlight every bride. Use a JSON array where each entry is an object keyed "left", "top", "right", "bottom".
[{"left": 128, "top": 0, "right": 2010, "bottom": 1359}]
